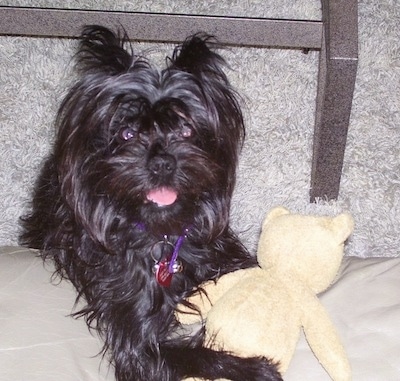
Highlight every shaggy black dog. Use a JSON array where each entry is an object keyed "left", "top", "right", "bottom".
[{"left": 20, "top": 25, "right": 282, "bottom": 381}]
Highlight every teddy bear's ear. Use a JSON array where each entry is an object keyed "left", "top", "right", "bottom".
[
  {"left": 332, "top": 212, "right": 355, "bottom": 243},
  {"left": 263, "top": 206, "right": 290, "bottom": 228}
]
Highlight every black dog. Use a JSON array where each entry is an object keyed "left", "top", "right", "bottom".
[{"left": 20, "top": 26, "right": 281, "bottom": 381}]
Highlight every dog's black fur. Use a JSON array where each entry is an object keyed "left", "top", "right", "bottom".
[{"left": 20, "top": 26, "right": 282, "bottom": 381}]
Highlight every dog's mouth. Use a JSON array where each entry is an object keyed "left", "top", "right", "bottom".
[{"left": 145, "top": 187, "right": 178, "bottom": 207}]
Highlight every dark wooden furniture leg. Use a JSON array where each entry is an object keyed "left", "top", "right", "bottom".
[{"left": 310, "top": 0, "right": 358, "bottom": 201}]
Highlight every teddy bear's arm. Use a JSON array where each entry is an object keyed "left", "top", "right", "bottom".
[
  {"left": 302, "top": 296, "right": 351, "bottom": 381},
  {"left": 176, "top": 268, "right": 260, "bottom": 325}
]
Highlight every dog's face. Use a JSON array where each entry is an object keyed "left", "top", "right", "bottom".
[{"left": 54, "top": 26, "right": 244, "bottom": 245}]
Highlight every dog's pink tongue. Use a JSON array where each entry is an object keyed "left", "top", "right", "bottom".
[{"left": 146, "top": 187, "right": 178, "bottom": 206}]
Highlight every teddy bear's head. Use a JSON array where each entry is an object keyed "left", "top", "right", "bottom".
[{"left": 257, "top": 207, "right": 354, "bottom": 293}]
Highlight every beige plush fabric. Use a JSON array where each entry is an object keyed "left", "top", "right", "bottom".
[
  {"left": 1, "top": 246, "right": 399, "bottom": 380},
  {"left": 178, "top": 208, "right": 355, "bottom": 380}
]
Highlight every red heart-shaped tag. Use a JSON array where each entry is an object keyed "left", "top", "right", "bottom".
[{"left": 155, "top": 259, "right": 173, "bottom": 287}]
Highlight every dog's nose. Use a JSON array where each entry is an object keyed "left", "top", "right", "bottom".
[{"left": 148, "top": 154, "right": 176, "bottom": 176}]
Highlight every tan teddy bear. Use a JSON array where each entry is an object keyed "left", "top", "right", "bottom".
[{"left": 178, "top": 206, "right": 354, "bottom": 381}]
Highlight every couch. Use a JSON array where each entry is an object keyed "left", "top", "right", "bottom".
[{"left": 1, "top": 246, "right": 399, "bottom": 380}]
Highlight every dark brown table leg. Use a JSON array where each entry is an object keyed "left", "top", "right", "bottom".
[{"left": 310, "top": 0, "right": 358, "bottom": 201}]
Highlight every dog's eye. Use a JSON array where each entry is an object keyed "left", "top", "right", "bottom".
[
  {"left": 180, "top": 123, "right": 193, "bottom": 138},
  {"left": 119, "top": 127, "right": 136, "bottom": 141}
]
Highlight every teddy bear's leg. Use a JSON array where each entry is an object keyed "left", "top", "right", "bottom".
[{"left": 302, "top": 298, "right": 351, "bottom": 381}]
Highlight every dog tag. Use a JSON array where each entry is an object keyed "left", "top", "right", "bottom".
[{"left": 155, "top": 259, "right": 173, "bottom": 287}]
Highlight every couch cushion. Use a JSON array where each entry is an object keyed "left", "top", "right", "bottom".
[
  {"left": 0, "top": 247, "right": 112, "bottom": 381},
  {"left": 1, "top": 246, "right": 399, "bottom": 380}
]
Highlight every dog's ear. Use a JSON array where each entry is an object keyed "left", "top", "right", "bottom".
[
  {"left": 76, "top": 25, "right": 135, "bottom": 74},
  {"left": 169, "top": 34, "right": 228, "bottom": 80}
]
